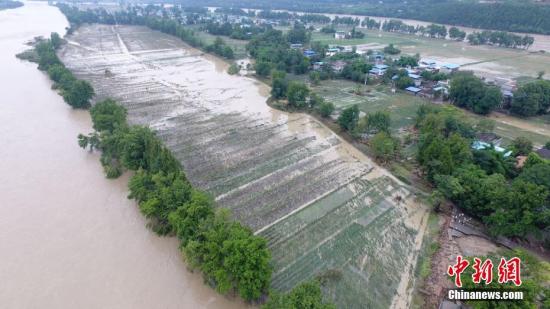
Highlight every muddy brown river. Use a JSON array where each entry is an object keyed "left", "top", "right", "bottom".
[{"left": 0, "top": 2, "right": 246, "bottom": 308}]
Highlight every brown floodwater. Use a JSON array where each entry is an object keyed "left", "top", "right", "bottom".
[{"left": 0, "top": 2, "right": 246, "bottom": 308}]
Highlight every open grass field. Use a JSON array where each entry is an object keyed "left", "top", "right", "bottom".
[{"left": 312, "top": 79, "right": 426, "bottom": 132}]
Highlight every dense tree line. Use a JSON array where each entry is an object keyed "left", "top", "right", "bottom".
[
  {"left": 361, "top": 17, "right": 380, "bottom": 30},
  {"left": 78, "top": 99, "right": 272, "bottom": 301},
  {"left": 29, "top": 33, "right": 94, "bottom": 108},
  {"left": 298, "top": 14, "right": 331, "bottom": 24},
  {"left": 247, "top": 29, "right": 310, "bottom": 76},
  {"left": 188, "top": 0, "right": 550, "bottom": 35},
  {"left": 204, "top": 21, "right": 267, "bottom": 40},
  {"left": 416, "top": 104, "right": 550, "bottom": 238},
  {"left": 467, "top": 31, "right": 534, "bottom": 49}
]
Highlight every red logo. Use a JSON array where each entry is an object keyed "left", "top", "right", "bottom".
[{"left": 448, "top": 256, "right": 522, "bottom": 287}]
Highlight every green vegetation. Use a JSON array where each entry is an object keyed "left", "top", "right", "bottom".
[
  {"left": 511, "top": 80, "right": 550, "bottom": 117},
  {"left": 227, "top": 63, "right": 240, "bottom": 75},
  {"left": 28, "top": 33, "right": 94, "bottom": 108},
  {"left": 416, "top": 104, "right": 550, "bottom": 238},
  {"left": 449, "top": 73, "right": 502, "bottom": 115},
  {"left": 263, "top": 280, "right": 335, "bottom": 309},
  {"left": 383, "top": 44, "right": 400, "bottom": 55},
  {"left": 79, "top": 99, "right": 272, "bottom": 301}
]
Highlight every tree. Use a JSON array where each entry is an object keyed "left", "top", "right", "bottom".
[
  {"left": 475, "top": 86, "right": 502, "bottom": 115},
  {"left": 337, "top": 104, "right": 359, "bottom": 132},
  {"left": 518, "top": 163, "right": 550, "bottom": 191},
  {"left": 255, "top": 61, "right": 272, "bottom": 77},
  {"left": 449, "top": 74, "right": 487, "bottom": 112},
  {"left": 286, "top": 82, "right": 310, "bottom": 108},
  {"left": 50, "top": 32, "right": 62, "bottom": 49},
  {"left": 317, "top": 101, "right": 335, "bottom": 118},
  {"left": 383, "top": 43, "right": 400, "bottom": 55},
  {"left": 363, "top": 111, "right": 391, "bottom": 134},
  {"left": 512, "top": 136, "right": 533, "bottom": 155},
  {"left": 62, "top": 80, "right": 94, "bottom": 108},
  {"left": 271, "top": 77, "right": 288, "bottom": 99},
  {"left": 90, "top": 99, "right": 127, "bottom": 133},
  {"left": 485, "top": 180, "right": 548, "bottom": 237},
  {"left": 262, "top": 280, "right": 335, "bottom": 309},
  {"left": 395, "top": 76, "right": 414, "bottom": 89},
  {"left": 370, "top": 132, "right": 399, "bottom": 162},
  {"left": 511, "top": 80, "right": 550, "bottom": 116}
]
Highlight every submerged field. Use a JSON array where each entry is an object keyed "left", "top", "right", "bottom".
[{"left": 59, "top": 24, "right": 429, "bottom": 308}]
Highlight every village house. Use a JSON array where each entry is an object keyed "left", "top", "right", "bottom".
[
  {"left": 334, "top": 31, "right": 347, "bottom": 39},
  {"left": 331, "top": 60, "right": 347, "bottom": 73},
  {"left": 326, "top": 47, "right": 340, "bottom": 57},
  {"left": 313, "top": 61, "right": 324, "bottom": 71},
  {"left": 475, "top": 132, "right": 503, "bottom": 146},
  {"left": 440, "top": 63, "right": 460, "bottom": 74},
  {"left": 405, "top": 86, "right": 422, "bottom": 96},
  {"left": 303, "top": 49, "right": 317, "bottom": 58},
  {"left": 290, "top": 43, "right": 303, "bottom": 49},
  {"left": 369, "top": 64, "right": 388, "bottom": 77}
]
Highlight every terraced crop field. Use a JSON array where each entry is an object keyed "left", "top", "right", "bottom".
[{"left": 59, "top": 24, "right": 429, "bottom": 308}]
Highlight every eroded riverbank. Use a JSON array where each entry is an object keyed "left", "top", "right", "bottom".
[
  {"left": 59, "top": 23, "right": 429, "bottom": 308},
  {"left": 0, "top": 3, "right": 247, "bottom": 308}
]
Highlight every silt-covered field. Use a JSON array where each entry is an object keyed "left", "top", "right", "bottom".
[{"left": 59, "top": 24, "right": 428, "bottom": 308}]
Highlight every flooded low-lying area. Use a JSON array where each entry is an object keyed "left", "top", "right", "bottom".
[
  {"left": 59, "top": 23, "right": 429, "bottom": 308},
  {"left": 0, "top": 2, "right": 245, "bottom": 308}
]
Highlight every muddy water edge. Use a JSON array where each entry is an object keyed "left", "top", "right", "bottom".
[{"left": 0, "top": 2, "right": 247, "bottom": 308}]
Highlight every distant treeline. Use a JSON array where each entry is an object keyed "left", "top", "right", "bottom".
[
  {"left": 57, "top": 4, "right": 235, "bottom": 59},
  {"left": 0, "top": 0, "right": 22, "bottom": 10},
  {"left": 178, "top": 0, "right": 550, "bottom": 35}
]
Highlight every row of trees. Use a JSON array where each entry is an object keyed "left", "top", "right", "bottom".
[
  {"left": 78, "top": 99, "right": 272, "bottom": 301},
  {"left": 416, "top": 104, "right": 550, "bottom": 238},
  {"left": 33, "top": 33, "right": 94, "bottom": 108},
  {"left": 467, "top": 31, "right": 534, "bottom": 49}
]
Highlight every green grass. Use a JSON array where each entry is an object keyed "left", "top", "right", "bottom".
[
  {"left": 187, "top": 25, "right": 249, "bottom": 59},
  {"left": 312, "top": 79, "right": 426, "bottom": 132}
]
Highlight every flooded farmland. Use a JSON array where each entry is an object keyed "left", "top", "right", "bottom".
[
  {"left": 59, "top": 24, "right": 429, "bottom": 308},
  {"left": 0, "top": 2, "right": 246, "bottom": 308}
]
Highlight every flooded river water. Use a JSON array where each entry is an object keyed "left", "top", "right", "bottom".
[{"left": 0, "top": 2, "right": 246, "bottom": 308}]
